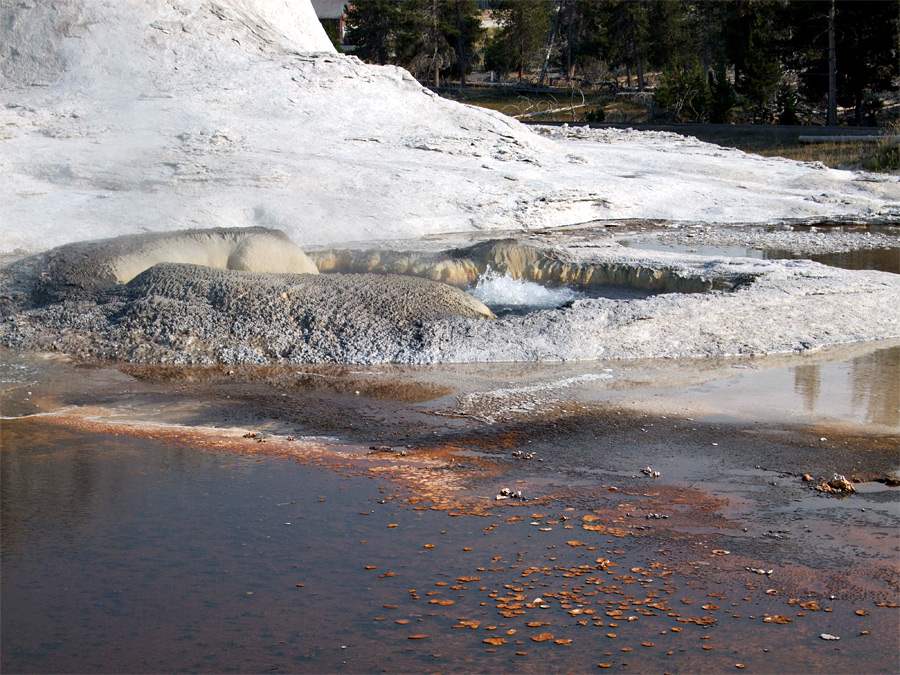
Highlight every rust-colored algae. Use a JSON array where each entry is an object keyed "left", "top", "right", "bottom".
[
  {"left": 13, "top": 373, "right": 897, "bottom": 675},
  {"left": 531, "top": 633, "right": 555, "bottom": 642}
]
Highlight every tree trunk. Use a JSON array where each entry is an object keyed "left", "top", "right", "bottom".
[
  {"left": 518, "top": 31, "right": 525, "bottom": 83},
  {"left": 456, "top": 0, "right": 466, "bottom": 88},
  {"left": 539, "top": 0, "right": 563, "bottom": 87},
  {"left": 565, "top": 3, "right": 575, "bottom": 82},
  {"left": 827, "top": 0, "right": 837, "bottom": 126},
  {"left": 432, "top": 0, "right": 440, "bottom": 88},
  {"left": 701, "top": 0, "right": 711, "bottom": 77}
]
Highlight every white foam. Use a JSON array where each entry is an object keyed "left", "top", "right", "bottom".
[
  {"left": 454, "top": 373, "right": 614, "bottom": 423},
  {"left": 478, "top": 373, "right": 615, "bottom": 399},
  {"left": 469, "top": 268, "right": 583, "bottom": 312}
]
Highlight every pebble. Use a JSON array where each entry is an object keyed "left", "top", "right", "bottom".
[
  {"left": 745, "top": 567, "right": 773, "bottom": 576},
  {"left": 497, "top": 487, "right": 526, "bottom": 501},
  {"left": 826, "top": 474, "right": 855, "bottom": 492}
]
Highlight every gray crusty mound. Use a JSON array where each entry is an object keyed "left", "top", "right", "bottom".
[{"left": 0, "top": 262, "right": 494, "bottom": 364}]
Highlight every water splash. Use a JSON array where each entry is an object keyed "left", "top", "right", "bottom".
[{"left": 469, "top": 267, "right": 584, "bottom": 315}]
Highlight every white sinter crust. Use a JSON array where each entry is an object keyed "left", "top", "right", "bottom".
[{"left": 1, "top": 0, "right": 897, "bottom": 256}]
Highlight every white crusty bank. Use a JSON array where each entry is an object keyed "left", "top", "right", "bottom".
[
  {"left": 1, "top": 0, "right": 897, "bottom": 255},
  {"left": 0, "top": 0, "right": 898, "bottom": 365}
]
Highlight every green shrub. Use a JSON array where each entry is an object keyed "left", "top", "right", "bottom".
[
  {"left": 708, "top": 64, "right": 736, "bottom": 124},
  {"left": 584, "top": 107, "right": 606, "bottom": 123},
  {"left": 654, "top": 62, "right": 711, "bottom": 122},
  {"left": 775, "top": 84, "right": 799, "bottom": 125}
]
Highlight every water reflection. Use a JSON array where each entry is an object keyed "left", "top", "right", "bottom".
[
  {"left": 809, "top": 249, "right": 900, "bottom": 274},
  {"left": 0, "top": 428, "right": 112, "bottom": 558},
  {"left": 0, "top": 422, "right": 224, "bottom": 565},
  {"left": 618, "top": 239, "right": 899, "bottom": 275},
  {"left": 850, "top": 346, "right": 900, "bottom": 427},
  {"left": 3, "top": 344, "right": 899, "bottom": 672},
  {"left": 793, "top": 363, "right": 821, "bottom": 412},
  {"left": 3, "top": 415, "right": 897, "bottom": 674},
  {"left": 792, "top": 346, "right": 899, "bottom": 427}
]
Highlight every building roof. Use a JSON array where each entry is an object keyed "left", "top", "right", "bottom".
[{"left": 310, "top": 0, "right": 347, "bottom": 20}]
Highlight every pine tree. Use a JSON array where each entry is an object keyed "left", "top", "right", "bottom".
[
  {"left": 486, "top": 0, "right": 553, "bottom": 83},
  {"left": 724, "top": 0, "right": 786, "bottom": 123},
  {"left": 394, "top": 0, "right": 455, "bottom": 87},
  {"left": 555, "top": 0, "right": 606, "bottom": 84},
  {"left": 447, "top": 0, "right": 486, "bottom": 87},
  {"left": 786, "top": 0, "right": 899, "bottom": 126},
  {"left": 598, "top": 0, "right": 652, "bottom": 91},
  {"left": 345, "top": 1, "right": 402, "bottom": 65},
  {"left": 708, "top": 62, "right": 737, "bottom": 123},
  {"left": 396, "top": 0, "right": 485, "bottom": 87}
]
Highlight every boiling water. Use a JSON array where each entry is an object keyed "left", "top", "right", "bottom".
[
  {"left": 468, "top": 268, "right": 583, "bottom": 315},
  {"left": 467, "top": 268, "right": 654, "bottom": 316}
]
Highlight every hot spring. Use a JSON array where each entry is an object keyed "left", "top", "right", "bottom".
[{"left": 466, "top": 267, "right": 658, "bottom": 316}]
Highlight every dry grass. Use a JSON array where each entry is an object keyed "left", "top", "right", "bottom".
[
  {"left": 440, "top": 87, "right": 899, "bottom": 172},
  {"left": 755, "top": 125, "right": 899, "bottom": 172},
  {"left": 440, "top": 88, "right": 611, "bottom": 123},
  {"left": 584, "top": 121, "right": 899, "bottom": 173},
  {"left": 757, "top": 142, "right": 878, "bottom": 168}
]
